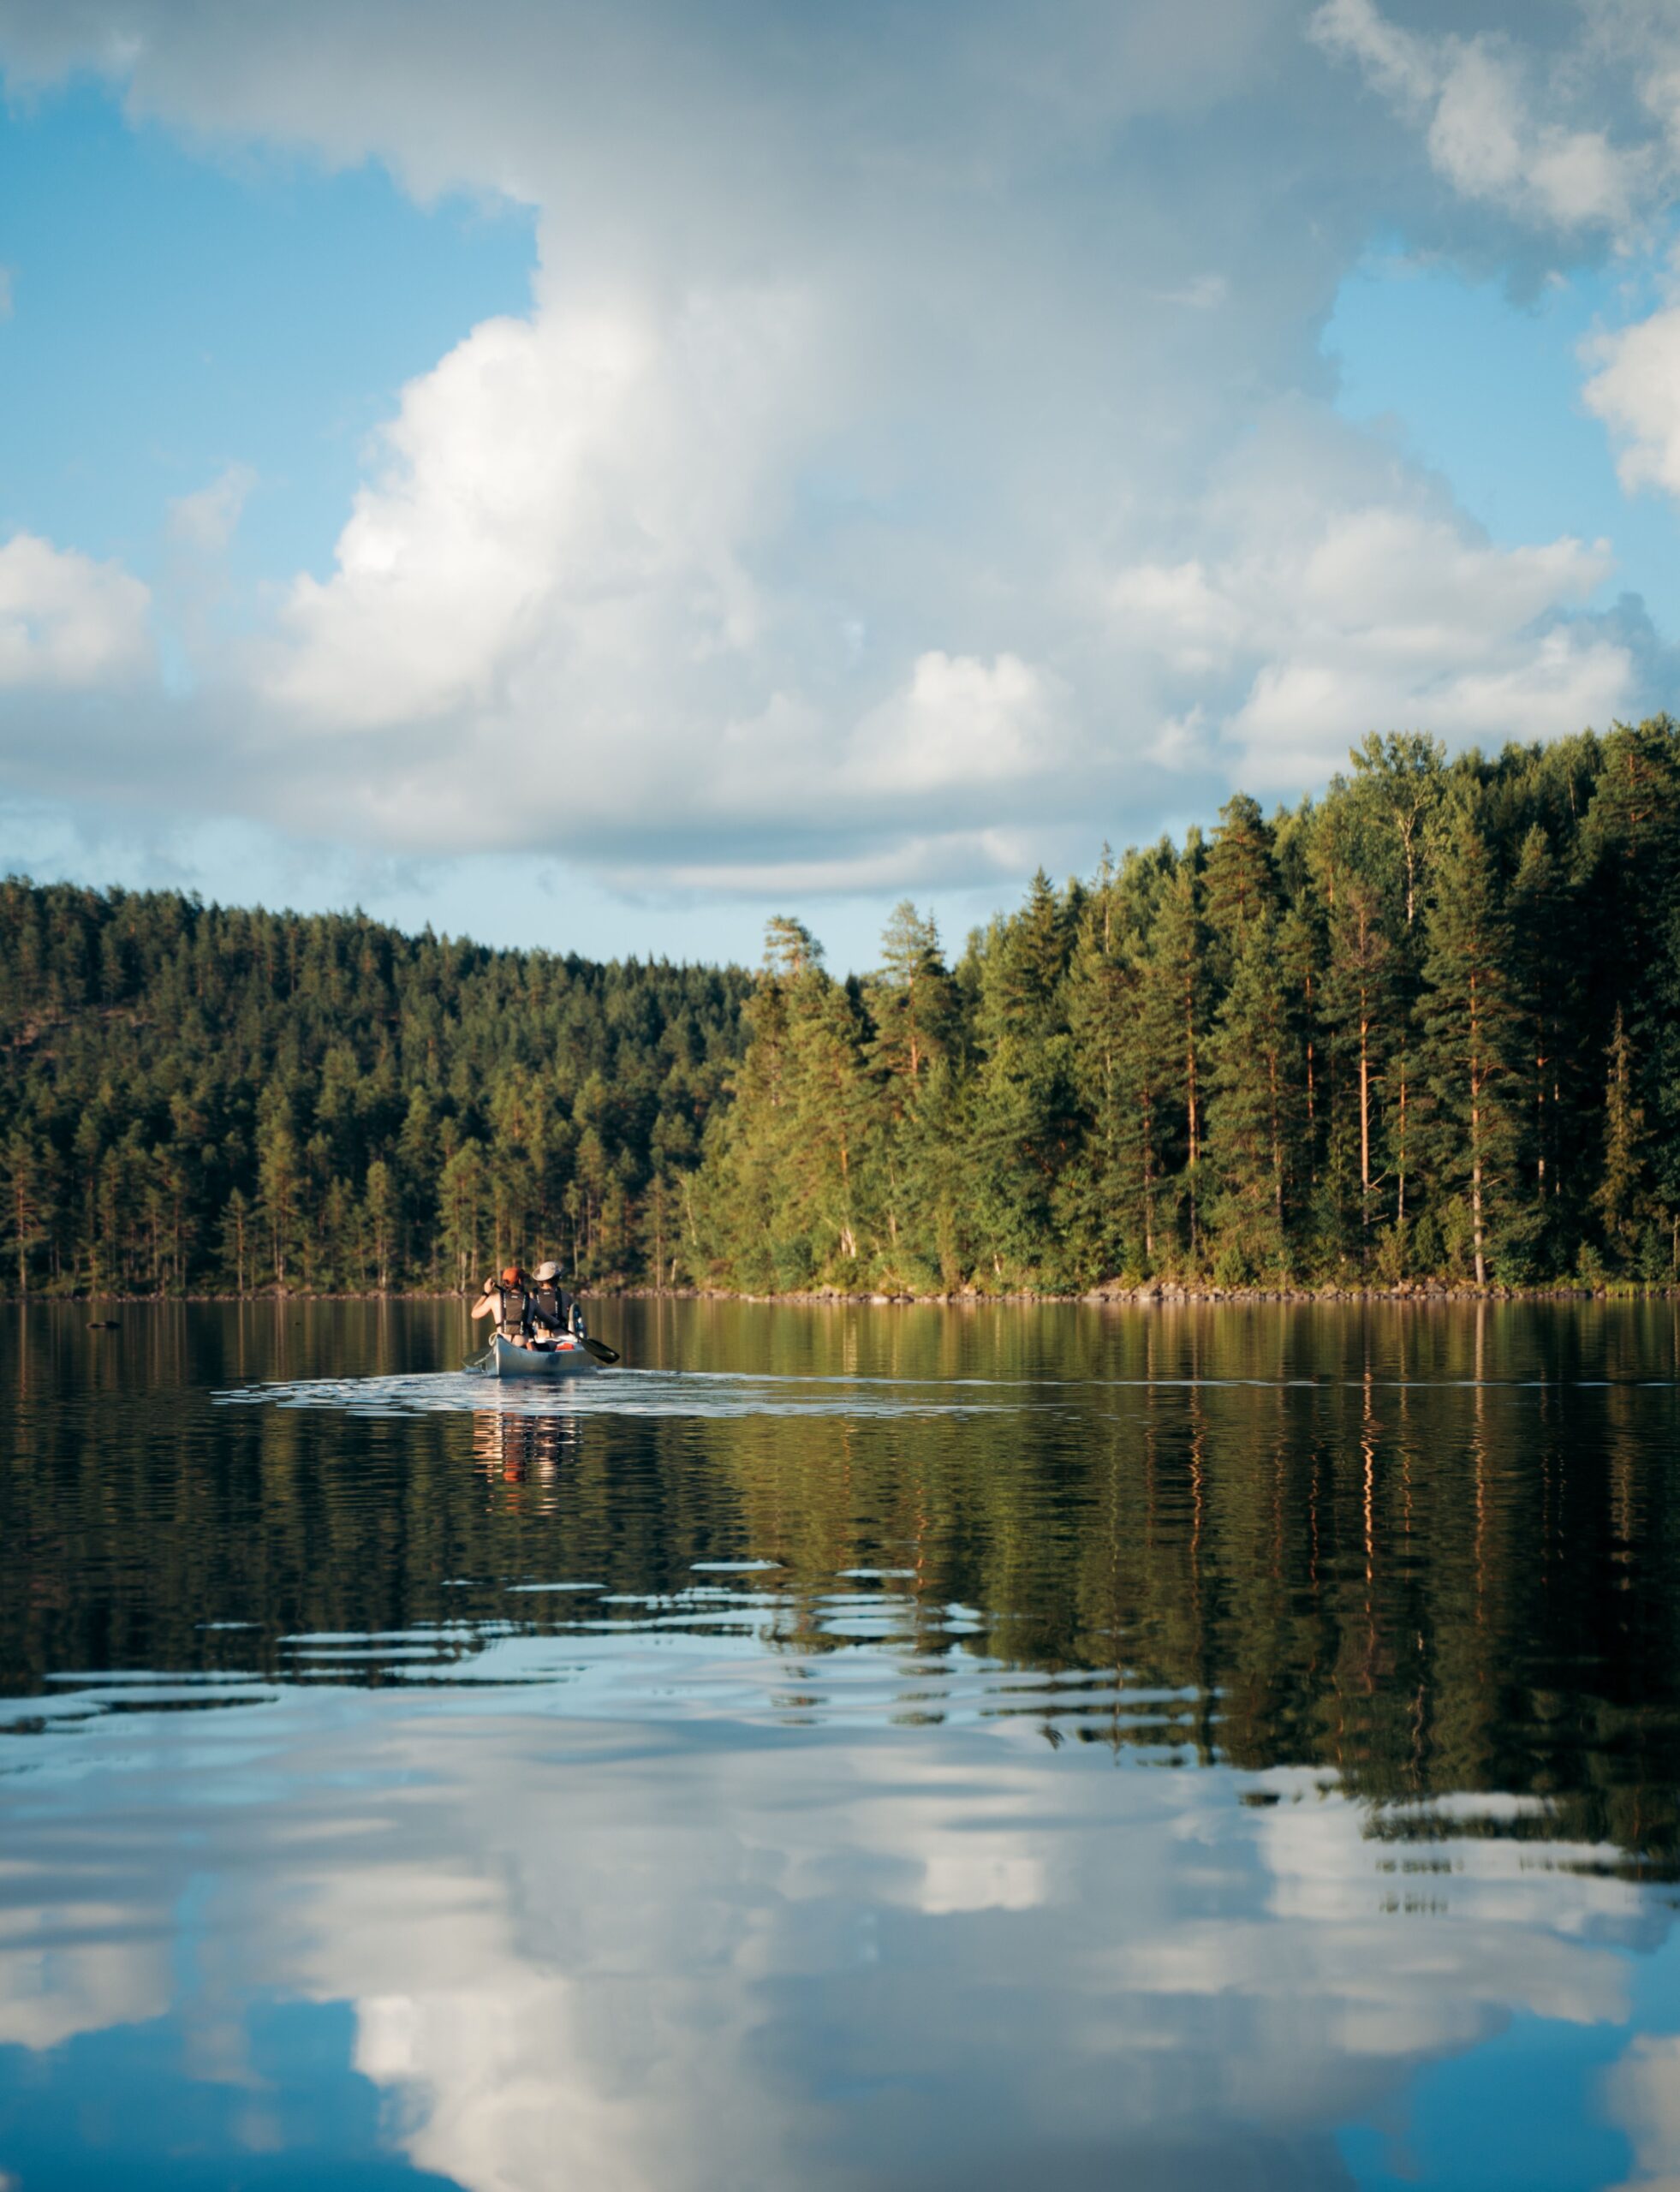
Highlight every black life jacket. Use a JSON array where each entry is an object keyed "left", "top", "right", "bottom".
[
  {"left": 495, "top": 1284, "right": 533, "bottom": 1336},
  {"left": 533, "top": 1282, "right": 572, "bottom": 1333}
]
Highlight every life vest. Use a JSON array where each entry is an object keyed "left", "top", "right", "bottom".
[
  {"left": 533, "top": 1282, "right": 575, "bottom": 1335},
  {"left": 493, "top": 1268, "right": 533, "bottom": 1337}
]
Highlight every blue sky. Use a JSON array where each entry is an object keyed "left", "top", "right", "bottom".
[
  {"left": 1325, "top": 247, "right": 1677, "bottom": 628},
  {"left": 0, "top": 85, "right": 536, "bottom": 587},
  {"left": 2, "top": 0, "right": 1678, "bottom": 971}
]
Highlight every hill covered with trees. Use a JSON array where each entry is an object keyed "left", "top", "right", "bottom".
[
  {"left": 0, "top": 889, "right": 751, "bottom": 1296},
  {"left": 697, "top": 718, "right": 1680, "bottom": 1293},
  {"left": 3, "top": 715, "right": 1678, "bottom": 1297}
]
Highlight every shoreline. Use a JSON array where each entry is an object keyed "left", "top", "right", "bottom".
[{"left": 6, "top": 1281, "right": 1676, "bottom": 1307}]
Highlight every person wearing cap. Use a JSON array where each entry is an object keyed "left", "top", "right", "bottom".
[
  {"left": 471, "top": 1266, "right": 540, "bottom": 1346},
  {"left": 532, "top": 1260, "right": 586, "bottom": 1342}
]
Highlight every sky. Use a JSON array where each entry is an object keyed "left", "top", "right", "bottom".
[{"left": 2, "top": 0, "right": 1679, "bottom": 971}]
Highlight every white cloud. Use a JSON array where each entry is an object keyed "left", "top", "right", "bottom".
[
  {"left": 1311, "top": 0, "right": 1658, "bottom": 234},
  {"left": 1146, "top": 706, "right": 1215, "bottom": 774},
  {"left": 168, "top": 463, "right": 255, "bottom": 555},
  {"left": 1310, "top": 0, "right": 1436, "bottom": 110},
  {"left": 1110, "top": 559, "right": 1246, "bottom": 676},
  {"left": 1, "top": 1674, "right": 1663, "bottom": 2192},
  {"left": 847, "top": 652, "right": 1063, "bottom": 795},
  {"left": 1583, "top": 300, "right": 1680, "bottom": 499},
  {"left": 0, "top": 2, "right": 1671, "bottom": 906},
  {"left": 262, "top": 295, "right": 794, "bottom": 732},
  {"left": 1605, "top": 2034, "right": 1680, "bottom": 2191},
  {"left": 0, "top": 533, "right": 152, "bottom": 689},
  {"left": 1111, "top": 480, "right": 1627, "bottom": 789}
]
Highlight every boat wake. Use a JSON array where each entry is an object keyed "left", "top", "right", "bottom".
[{"left": 212, "top": 1367, "right": 1032, "bottom": 1421}]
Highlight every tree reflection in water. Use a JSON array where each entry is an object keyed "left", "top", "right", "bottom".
[{"left": 2, "top": 1298, "right": 1679, "bottom": 2189}]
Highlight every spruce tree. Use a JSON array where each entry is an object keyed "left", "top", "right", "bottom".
[
  {"left": 1421, "top": 812, "right": 1518, "bottom": 1284},
  {"left": 1206, "top": 908, "right": 1298, "bottom": 1280},
  {"left": 1142, "top": 855, "right": 1209, "bottom": 1265},
  {"left": 1592, "top": 1010, "right": 1648, "bottom": 1275}
]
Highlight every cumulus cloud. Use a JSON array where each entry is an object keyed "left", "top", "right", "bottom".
[
  {"left": 263, "top": 282, "right": 825, "bottom": 737},
  {"left": 0, "top": 533, "right": 152, "bottom": 690},
  {"left": 1583, "top": 296, "right": 1680, "bottom": 500},
  {"left": 847, "top": 652, "right": 1065, "bottom": 795},
  {"left": 0, "top": 0, "right": 1672, "bottom": 906},
  {"left": 1107, "top": 422, "right": 1630, "bottom": 787}
]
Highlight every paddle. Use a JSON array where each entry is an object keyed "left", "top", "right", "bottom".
[{"left": 579, "top": 1333, "right": 620, "bottom": 1365}]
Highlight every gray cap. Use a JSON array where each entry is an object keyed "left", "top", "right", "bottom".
[{"left": 534, "top": 1260, "right": 561, "bottom": 1281}]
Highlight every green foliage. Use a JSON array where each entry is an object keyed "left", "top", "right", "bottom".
[
  {"left": 7, "top": 715, "right": 1679, "bottom": 1298},
  {"left": 693, "top": 718, "right": 1680, "bottom": 1291},
  {"left": 0, "top": 883, "right": 751, "bottom": 1295}
]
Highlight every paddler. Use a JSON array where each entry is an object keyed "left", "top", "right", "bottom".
[
  {"left": 532, "top": 1260, "right": 587, "bottom": 1343},
  {"left": 472, "top": 1266, "right": 540, "bottom": 1347}
]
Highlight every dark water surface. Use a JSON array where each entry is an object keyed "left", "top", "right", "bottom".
[{"left": 4, "top": 1299, "right": 1680, "bottom": 2190}]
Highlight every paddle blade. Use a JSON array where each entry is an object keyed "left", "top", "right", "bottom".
[{"left": 581, "top": 1335, "right": 620, "bottom": 1365}]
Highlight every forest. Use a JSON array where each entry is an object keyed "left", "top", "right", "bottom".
[
  {"left": 2, "top": 715, "right": 1677, "bottom": 1296},
  {"left": 698, "top": 718, "right": 1680, "bottom": 1293},
  {"left": 0, "top": 887, "right": 751, "bottom": 1296}
]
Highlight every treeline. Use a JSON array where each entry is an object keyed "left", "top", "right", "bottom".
[
  {"left": 4, "top": 718, "right": 1678, "bottom": 1298},
  {"left": 0, "top": 884, "right": 751, "bottom": 1295},
  {"left": 697, "top": 721, "right": 1680, "bottom": 1291}
]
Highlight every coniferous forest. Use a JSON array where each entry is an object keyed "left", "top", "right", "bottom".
[
  {"left": 3, "top": 717, "right": 1679, "bottom": 1297},
  {"left": 0, "top": 890, "right": 751, "bottom": 1296},
  {"left": 700, "top": 719, "right": 1680, "bottom": 1294}
]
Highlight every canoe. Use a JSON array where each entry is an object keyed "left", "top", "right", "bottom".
[{"left": 490, "top": 1333, "right": 598, "bottom": 1379}]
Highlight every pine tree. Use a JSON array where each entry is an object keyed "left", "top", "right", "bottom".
[
  {"left": 1064, "top": 864, "right": 1144, "bottom": 1276},
  {"left": 1592, "top": 1010, "right": 1647, "bottom": 1274},
  {"left": 1349, "top": 731, "right": 1447, "bottom": 930},
  {"left": 1203, "top": 795, "right": 1278, "bottom": 981},
  {"left": 1505, "top": 823, "right": 1571, "bottom": 1272},
  {"left": 968, "top": 875, "right": 1079, "bottom": 1284},
  {"left": 1206, "top": 909, "right": 1298, "bottom": 1279},
  {"left": 364, "top": 1159, "right": 397, "bottom": 1292},
  {"left": 1141, "top": 855, "right": 1209, "bottom": 1265},
  {"left": 0, "top": 1130, "right": 49, "bottom": 1296},
  {"left": 257, "top": 1113, "right": 302, "bottom": 1289},
  {"left": 438, "top": 1141, "right": 489, "bottom": 1293},
  {"left": 1322, "top": 879, "right": 1392, "bottom": 1255},
  {"left": 221, "top": 1186, "right": 252, "bottom": 1296},
  {"left": 1422, "top": 813, "right": 1518, "bottom": 1284},
  {"left": 868, "top": 902, "right": 955, "bottom": 1093}
]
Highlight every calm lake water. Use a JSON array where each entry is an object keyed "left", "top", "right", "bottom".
[{"left": 3, "top": 1299, "right": 1680, "bottom": 2191}]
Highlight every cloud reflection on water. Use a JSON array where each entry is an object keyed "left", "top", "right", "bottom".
[
  {"left": 0, "top": 1689, "right": 1665, "bottom": 2191},
  {"left": 7, "top": 1301, "right": 1680, "bottom": 2188}
]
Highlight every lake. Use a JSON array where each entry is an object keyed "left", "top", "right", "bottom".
[{"left": 3, "top": 1297, "right": 1678, "bottom": 2190}]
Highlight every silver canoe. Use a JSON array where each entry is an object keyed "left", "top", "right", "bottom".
[{"left": 489, "top": 1333, "right": 598, "bottom": 1378}]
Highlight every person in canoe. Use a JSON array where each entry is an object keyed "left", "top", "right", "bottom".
[
  {"left": 472, "top": 1266, "right": 545, "bottom": 1349},
  {"left": 470, "top": 1260, "right": 617, "bottom": 1372},
  {"left": 532, "top": 1260, "right": 587, "bottom": 1342},
  {"left": 471, "top": 1262, "right": 586, "bottom": 1350}
]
